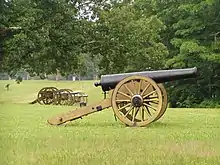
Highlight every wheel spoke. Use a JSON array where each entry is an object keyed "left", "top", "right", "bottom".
[
  {"left": 124, "top": 84, "right": 134, "bottom": 96},
  {"left": 118, "top": 103, "right": 131, "bottom": 111},
  {"left": 148, "top": 96, "right": 159, "bottom": 99},
  {"left": 141, "top": 107, "right": 144, "bottom": 121},
  {"left": 131, "top": 107, "right": 134, "bottom": 117},
  {"left": 118, "top": 91, "right": 131, "bottom": 99},
  {"left": 143, "top": 103, "right": 158, "bottom": 111},
  {"left": 132, "top": 80, "right": 138, "bottom": 94},
  {"left": 143, "top": 106, "right": 152, "bottom": 117},
  {"left": 140, "top": 83, "right": 150, "bottom": 96},
  {"left": 144, "top": 98, "right": 159, "bottom": 104},
  {"left": 143, "top": 90, "right": 157, "bottom": 98},
  {"left": 138, "top": 80, "right": 142, "bottom": 95},
  {"left": 45, "top": 99, "right": 49, "bottom": 104},
  {"left": 132, "top": 107, "right": 139, "bottom": 122},
  {"left": 124, "top": 105, "right": 134, "bottom": 117},
  {"left": 149, "top": 100, "right": 159, "bottom": 104},
  {"left": 132, "top": 107, "right": 136, "bottom": 122},
  {"left": 116, "top": 99, "right": 131, "bottom": 102},
  {"left": 144, "top": 98, "right": 159, "bottom": 102}
]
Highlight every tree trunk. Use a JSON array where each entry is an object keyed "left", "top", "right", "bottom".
[
  {"left": 56, "top": 69, "right": 60, "bottom": 81},
  {"left": 93, "top": 74, "right": 98, "bottom": 80}
]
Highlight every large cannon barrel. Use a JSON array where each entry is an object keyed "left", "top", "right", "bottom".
[{"left": 95, "top": 67, "right": 197, "bottom": 92}]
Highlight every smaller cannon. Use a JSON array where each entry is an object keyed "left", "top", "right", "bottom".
[
  {"left": 30, "top": 87, "right": 58, "bottom": 105},
  {"left": 47, "top": 67, "right": 197, "bottom": 127},
  {"left": 30, "top": 87, "right": 88, "bottom": 106},
  {"left": 54, "top": 89, "right": 88, "bottom": 106}
]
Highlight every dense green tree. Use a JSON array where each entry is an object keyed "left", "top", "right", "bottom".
[
  {"left": 152, "top": 0, "right": 220, "bottom": 107},
  {"left": 1, "top": 0, "right": 87, "bottom": 76},
  {"left": 1, "top": 0, "right": 220, "bottom": 107},
  {"left": 88, "top": 4, "right": 168, "bottom": 74},
  {"left": 0, "top": 0, "right": 12, "bottom": 66}
]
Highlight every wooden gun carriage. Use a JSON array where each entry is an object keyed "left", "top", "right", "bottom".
[
  {"left": 48, "top": 67, "right": 197, "bottom": 127},
  {"left": 30, "top": 87, "right": 88, "bottom": 107}
]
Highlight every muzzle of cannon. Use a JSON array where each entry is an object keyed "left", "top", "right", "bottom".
[{"left": 47, "top": 67, "right": 197, "bottom": 127}]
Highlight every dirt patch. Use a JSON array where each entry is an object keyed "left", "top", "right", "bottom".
[{"left": 164, "top": 140, "right": 219, "bottom": 157}]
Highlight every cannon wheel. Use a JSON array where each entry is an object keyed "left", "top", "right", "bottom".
[
  {"left": 111, "top": 75, "right": 163, "bottom": 127},
  {"left": 115, "top": 83, "right": 167, "bottom": 124},
  {"left": 56, "top": 89, "right": 73, "bottom": 106},
  {"left": 37, "top": 87, "right": 58, "bottom": 105},
  {"left": 66, "top": 89, "right": 75, "bottom": 105},
  {"left": 55, "top": 89, "right": 75, "bottom": 105},
  {"left": 153, "top": 83, "right": 168, "bottom": 121}
]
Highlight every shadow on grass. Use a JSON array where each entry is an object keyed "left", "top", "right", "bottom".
[
  {"left": 148, "top": 121, "right": 177, "bottom": 128},
  {"left": 61, "top": 121, "right": 121, "bottom": 128},
  {"left": 122, "top": 121, "right": 179, "bottom": 129},
  {"left": 53, "top": 120, "right": 178, "bottom": 129}
]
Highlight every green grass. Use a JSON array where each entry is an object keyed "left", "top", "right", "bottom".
[{"left": 1, "top": 80, "right": 220, "bottom": 165}]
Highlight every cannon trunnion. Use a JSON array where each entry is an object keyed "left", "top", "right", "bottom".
[{"left": 47, "top": 67, "right": 197, "bottom": 127}]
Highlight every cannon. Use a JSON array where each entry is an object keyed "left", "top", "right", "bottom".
[
  {"left": 47, "top": 67, "right": 197, "bottom": 127},
  {"left": 30, "top": 87, "right": 88, "bottom": 106},
  {"left": 29, "top": 87, "right": 58, "bottom": 105},
  {"left": 54, "top": 89, "right": 88, "bottom": 107}
]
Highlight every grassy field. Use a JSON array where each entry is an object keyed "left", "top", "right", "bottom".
[{"left": 0, "top": 80, "right": 220, "bottom": 165}]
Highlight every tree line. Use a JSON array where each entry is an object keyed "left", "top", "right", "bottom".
[{"left": 0, "top": 0, "right": 220, "bottom": 108}]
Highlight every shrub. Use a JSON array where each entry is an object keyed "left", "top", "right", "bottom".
[
  {"left": 15, "top": 76, "right": 23, "bottom": 84},
  {"left": 199, "top": 99, "right": 220, "bottom": 108}
]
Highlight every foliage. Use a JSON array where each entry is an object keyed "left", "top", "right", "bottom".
[
  {"left": 15, "top": 75, "right": 22, "bottom": 84},
  {"left": 199, "top": 99, "right": 220, "bottom": 108},
  {"left": 1, "top": 0, "right": 220, "bottom": 107},
  {"left": 151, "top": 0, "right": 220, "bottom": 107},
  {"left": 88, "top": 4, "right": 168, "bottom": 74},
  {"left": 1, "top": 0, "right": 86, "bottom": 75}
]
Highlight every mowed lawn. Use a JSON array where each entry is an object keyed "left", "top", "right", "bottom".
[{"left": 0, "top": 80, "right": 220, "bottom": 165}]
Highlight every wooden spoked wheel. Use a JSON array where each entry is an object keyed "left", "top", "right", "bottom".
[
  {"left": 53, "top": 90, "right": 61, "bottom": 105},
  {"left": 66, "top": 89, "right": 75, "bottom": 105},
  {"left": 153, "top": 83, "right": 168, "bottom": 122},
  {"left": 37, "top": 87, "right": 58, "bottom": 105},
  {"left": 111, "top": 76, "right": 163, "bottom": 127},
  {"left": 57, "top": 89, "right": 73, "bottom": 106}
]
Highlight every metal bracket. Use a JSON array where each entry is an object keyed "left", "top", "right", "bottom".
[{"left": 96, "top": 105, "right": 103, "bottom": 111}]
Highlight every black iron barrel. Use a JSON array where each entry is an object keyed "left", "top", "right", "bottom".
[{"left": 94, "top": 67, "right": 198, "bottom": 92}]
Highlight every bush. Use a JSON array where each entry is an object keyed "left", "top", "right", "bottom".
[
  {"left": 39, "top": 74, "right": 47, "bottom": 80},
  {"left": 15, "top": 76, "right": 23, "bottom": 84},
  {"left": 199, "top": 99, "right": 220, "bottom": 108}
]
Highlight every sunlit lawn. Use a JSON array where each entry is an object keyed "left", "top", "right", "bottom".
[{"left": 0, "top": 80, "right": 220, "bottom": 165}]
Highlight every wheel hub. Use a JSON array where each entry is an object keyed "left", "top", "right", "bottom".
[{"left": 131, "top": 95, "right": 143, "bottom": 107}]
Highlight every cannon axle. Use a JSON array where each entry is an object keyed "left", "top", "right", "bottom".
[{"left": 131, "top": 95, "right": 143, "bottom": 107}]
